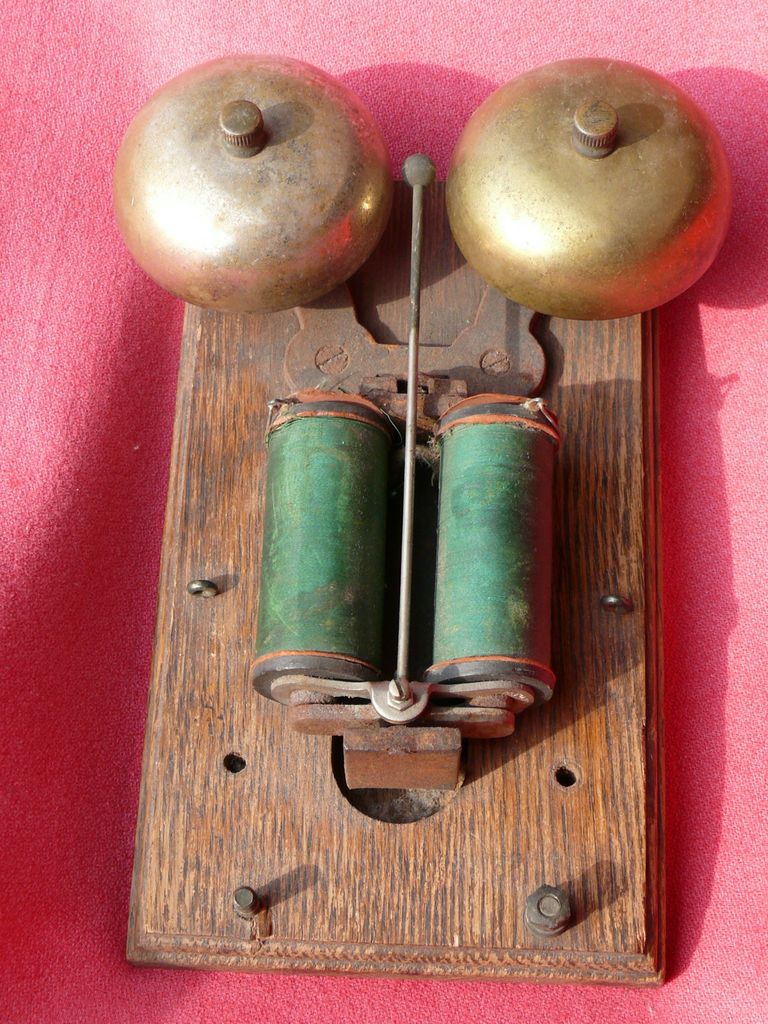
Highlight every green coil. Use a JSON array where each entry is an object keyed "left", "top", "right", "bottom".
[
  {"left": 253, "top": 392, "right": 392, "bottom": 697},
  {"left": 426, "top": 395, "right": 560, "bottom": 699}
]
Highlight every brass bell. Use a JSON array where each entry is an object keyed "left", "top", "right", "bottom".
[
  {"left": 447, "top": 58, "right": 732, "bottom": 319},
  {"left": 114, "top": 56, "right": 392, "bottom": 312}
]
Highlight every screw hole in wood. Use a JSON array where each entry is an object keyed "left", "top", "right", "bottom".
[
  {"left": 553, "top": 763, "right": 580, "bottom": 789},
  {"left": 223, "top": 752, "right": 247, "bottom": 774}
]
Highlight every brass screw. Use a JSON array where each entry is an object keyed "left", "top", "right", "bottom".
[
  {"left": 219, "top": 100, "right": 267, "bottom": 156},
  {"left": 187, "top": 579, "right": 219, "bottom": 598},
  {"left": 572, "top": 100, "right": 619, "bottom": 158}
]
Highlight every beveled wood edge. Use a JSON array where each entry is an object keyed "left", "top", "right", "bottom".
[
  {"left": 641, "top": 308, "right": 665, "bottom": 983},
  {"left": 126, "top": 929, "right": 662, "bottom": 985},
  {"left": 126, "top": 304, "right": 201, "bottom": 961}
]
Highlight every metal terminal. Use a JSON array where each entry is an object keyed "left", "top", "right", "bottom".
[
  {"left": 600, "top": 593, "right": 633, "bottom": 613},
  {"left": 391, "top": 154, "right": 436, "bottom": 711},
  {"left": 187, "top": 579, "right": 219, "bottom": 597},
  {"left": 219, "top": 99, "right": 267, "bottom": 156},
  {"left": 572, "top": 99, "right": 619, "bottom": 158},
  {"left": 524, "top": 884, "right": 572, "bottom": 936},
  {"left": 233, "top": 886, "right": 262, "bottom": 919}
]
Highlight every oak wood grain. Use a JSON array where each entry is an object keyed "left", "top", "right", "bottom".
[{"left": 127, "top": 184, "right": 663, "bottom": 984}]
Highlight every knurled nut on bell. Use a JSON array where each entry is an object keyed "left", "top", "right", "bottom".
[
  {"left": 572, "top": 99, "right": 619, "bottom": 158},
  {"left": 219, "top": 99, "right": 267, "bottom": 155}
]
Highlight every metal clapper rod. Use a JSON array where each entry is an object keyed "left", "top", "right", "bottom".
[{"left": 388, "top": 154, "right": 436, "bottom": 711}]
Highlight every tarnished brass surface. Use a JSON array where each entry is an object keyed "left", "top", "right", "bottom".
[
  {"left": 447, "top": 58, "right": 731, "bottom": 319},
  {"left": 114, "top": 56, "right": 392, "bottom": 312}
]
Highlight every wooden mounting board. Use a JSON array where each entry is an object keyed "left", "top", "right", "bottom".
[{"left": 128, "top": 184, "right": 663, "bottom": 984}]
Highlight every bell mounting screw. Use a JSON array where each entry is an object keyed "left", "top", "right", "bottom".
[
  {"left": 600, "top": 593, "right": 633, "bottom": 613},
  {"left": 187, "top": 579, "right": 219, "bottom": 598},
  {"left": 219, "top": 99, "right": 267, "bottom": 156}
]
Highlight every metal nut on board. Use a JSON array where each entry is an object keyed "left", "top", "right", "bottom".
[
  {"left": 233, "top": 886, "right": 262, "bottom": 919},
  {"left": 524, "top": 884, "right": 572, "bottom": 936}
]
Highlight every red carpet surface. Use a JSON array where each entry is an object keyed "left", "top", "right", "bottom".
[{"left": 2, "top": 1, "right": 767, "bottom": 1021}]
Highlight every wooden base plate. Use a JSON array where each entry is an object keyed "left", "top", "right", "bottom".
[{"left": 127, "top": 185, "right": 663, "bottom": 984}]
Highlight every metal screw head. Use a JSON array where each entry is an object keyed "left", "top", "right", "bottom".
[
  {"left": 233, "top": 886, "right": 261, "bottom": 919},
  {"left": 314, "top": 344, "right": 350, "bottom": 377},
  {"left": 600, "top": 593, "right": 633, "bottom": 613},
  {"left": 187, "top": 579, "right": 219, "bottom": 598},
  {"left": 219, "top": 99, "right": 267, "bottom": 156},
  {"left": 572, "top": 99, "right": 619, "bottom": 158},
  {"left": 524, "top": 884, "right": 572, "bottom": 936},
  {"left": 480, "top": 348, "right": 512, "bottom": 376}
]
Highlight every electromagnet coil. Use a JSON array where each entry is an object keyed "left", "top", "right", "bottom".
[
  {"left": 253, "top": 391, "right": 392, "bottom": 696},
  {"left": 426, "top": 394, "right": 560, "bottom": 700}
]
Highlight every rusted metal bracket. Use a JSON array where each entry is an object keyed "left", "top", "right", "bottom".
[
  {"left": 283, "top": 284, "right": 546, "bottom": 414},
  {"left": 264, "top": 672, "right": 536, "bottom": 743},
  {"left": 343, "top": 727, "right": 463, "bottom": 791}
]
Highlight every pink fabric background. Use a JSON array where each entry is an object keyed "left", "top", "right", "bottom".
[{"left": 2, "top": 1, "right": 767, "bottom": 1021}]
